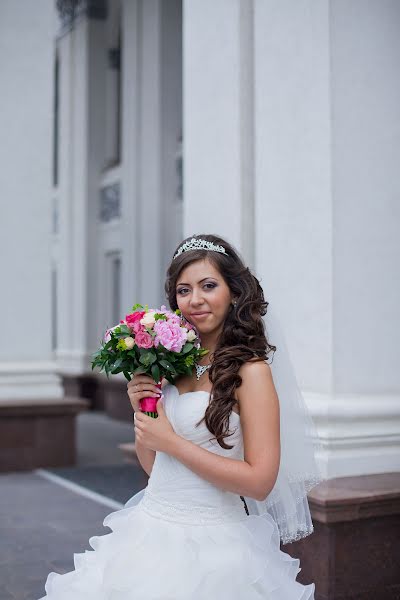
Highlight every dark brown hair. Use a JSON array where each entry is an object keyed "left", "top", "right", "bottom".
[{"left": 165, "top": 234, "right": 276, "bottom": 449}]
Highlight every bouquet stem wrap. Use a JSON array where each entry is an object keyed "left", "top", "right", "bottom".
[{"left": 140, "top": 382, "right": 162, "bottom": 418}]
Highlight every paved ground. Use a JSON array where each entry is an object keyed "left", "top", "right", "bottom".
[
  {"left": 0, "top": 411, "right": 149, "bottom": 600},
  {"left": 75, "top": 411, "right": 135, "bottom": 466}
]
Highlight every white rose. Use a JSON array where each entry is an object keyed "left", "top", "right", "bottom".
[
  {"left": 140, "top": 311, "right": 157, "bottom": 328},
  {"left": 124, "top": 336, "right": 135, "bottom": 349},
  {"left": 187, "top": 329, "right": 197, "bottom": 342}
]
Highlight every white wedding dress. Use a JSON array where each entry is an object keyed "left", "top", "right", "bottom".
[{"left": 39, "top": 382, "right": 315, "bottom": 599}]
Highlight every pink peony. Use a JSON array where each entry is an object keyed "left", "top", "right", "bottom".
[
  {"left": 153, "top": 319, "right": 187, "bottom": 352},
  {"left": 135, "top": 330, "right": 154, "bottom": 349}
]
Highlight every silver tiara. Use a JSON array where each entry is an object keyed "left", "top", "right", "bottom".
[{"left": 173, "top": 237, "right": 228, "bottom": 260}]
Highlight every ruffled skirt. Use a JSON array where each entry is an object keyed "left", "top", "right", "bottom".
[{"left": 38, "top": 488, "right": 315, "bottom": 599}]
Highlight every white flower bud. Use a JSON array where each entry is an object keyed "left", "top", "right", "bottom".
[
  {"left": 187, "top": 329, "right": 197, "bottom": 342},
  {"left": 124, "top": 336, "right": 135, "bottom": 349}
]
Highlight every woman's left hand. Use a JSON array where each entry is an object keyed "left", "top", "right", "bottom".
[{"left": 134, "top": 397, "right": 177, "bottom": 453}]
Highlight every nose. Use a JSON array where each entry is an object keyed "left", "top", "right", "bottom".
[{"left": 189, "top": 288, "right": 205, "bottom": 307}]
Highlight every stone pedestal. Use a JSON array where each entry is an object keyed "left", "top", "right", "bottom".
[
  {"left": 284, "top": 473, "right": 400, "bottom": 600},
  {"left": 103, "top": 378, "right": 132, "bottom": 421},
  {"left": 62, "top": 373, "right": 106, "bottom": 411},
  {"left": 0, "top": 398, "right": 88, "bottom": 472},
  {"left": 62, "top": 374, "right": 132, "bottom": 421}
]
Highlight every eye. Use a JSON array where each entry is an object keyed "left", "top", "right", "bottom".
[{"left": 176, "top": 283, "right": 216, "bottom": 295}]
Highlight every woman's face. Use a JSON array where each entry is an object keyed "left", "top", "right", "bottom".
[{"left": 175, "top": 258, "right": 234, "bottom": 336}]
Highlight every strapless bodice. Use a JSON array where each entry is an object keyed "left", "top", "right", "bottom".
[{"left": 140, "top": 383, "right": 247, "bottom": 524}]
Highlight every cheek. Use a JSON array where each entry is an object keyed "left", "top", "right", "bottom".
[
  {"left": 213, "top": 292, "right": 231, "bottom": 311},
  {"left": 176, "top": 295, "right": 188, "bottom": 312}
]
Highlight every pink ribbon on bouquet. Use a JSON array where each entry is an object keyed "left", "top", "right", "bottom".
[{"left": 139, "top": 382, "right": 162, "bottom": 416}]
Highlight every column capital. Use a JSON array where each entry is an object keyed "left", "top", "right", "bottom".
[{"left": 56, "top": 0, "right": 107, "bottom": 33}]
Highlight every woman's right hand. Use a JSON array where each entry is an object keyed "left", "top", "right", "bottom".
[{"left": 127, "top": 375, "right": 162, "bottom": 413}]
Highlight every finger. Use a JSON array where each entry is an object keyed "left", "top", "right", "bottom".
[
  {"left": 134, "top": 374, "right": 159, "bottom": 385},
  {"left": 128, "top": 384, "right": 160, "bottom": 398},
  {"left": 134, "top": 412, "right": 150, "bottom": 423},
  {"left": 139, "top": 387, "right": 162, "bottom": 398}
]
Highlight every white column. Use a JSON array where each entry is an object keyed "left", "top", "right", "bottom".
[
  {"left": 120, "top": 0, "right": 141, "bottom": 309},
  {"left": 254, "top": 0, "right": 400, "bottom": 478},
  {"left": 0, "top": 0, "right": 62, "bottom": 400},
  {"left": 56, "top": 14, "right": 106, "bottom": 371},
  {"left": 325, "top": 0, "right": 400, "bottom": 476},
  {"left": 121, "top": 0, "right": 183, "bottom": 311},
  {"left": 183, "top": 0, "right": 255, "bottom": 266}
]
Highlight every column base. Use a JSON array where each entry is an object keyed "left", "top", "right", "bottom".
[
  {"left": 0, "top": 397, "right": 89, "bottom": 472},
  {"left": 283, "top": 472, "right": 400, "bottom": 600},
  {"left": 62, "top": 374, "right": 131, "bottom": 420}
]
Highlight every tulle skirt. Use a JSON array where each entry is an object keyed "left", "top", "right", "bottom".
[{"left": 38, "top": 488, "right": 315, "bottom": 600}]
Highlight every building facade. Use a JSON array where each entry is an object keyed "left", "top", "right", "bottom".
[{"left": 1, "top": 0, "right": 399, "bottom": 481}]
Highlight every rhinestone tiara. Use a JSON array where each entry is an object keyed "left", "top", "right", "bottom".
[{"left": 173, "top": 237, "right": 228, "bottom": 260}]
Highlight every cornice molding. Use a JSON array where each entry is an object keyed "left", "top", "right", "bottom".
[{"left": 56, "top": 0, "right": 107, "bottom": 34}]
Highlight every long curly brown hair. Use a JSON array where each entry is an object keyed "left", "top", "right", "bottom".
[{"left": 164, "top": 234, "right": 276, "bottom": 449}]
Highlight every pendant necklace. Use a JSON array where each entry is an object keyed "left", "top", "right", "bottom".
[{"left": 194, "top": 362, "right": 211, "bottom": 381}]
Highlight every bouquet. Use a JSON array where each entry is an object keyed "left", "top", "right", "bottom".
[{"left": 91, "top": 304, "right": 208, "bottom": 417}]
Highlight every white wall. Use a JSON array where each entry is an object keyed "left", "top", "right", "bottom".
[
  {"left": 254, "top": 0, "right": 332, "bottom": 392},
  {"left": 183, "top": 0, "right": 400, "bottom": 478}
]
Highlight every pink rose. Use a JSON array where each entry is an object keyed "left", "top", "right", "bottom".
[
  {"left": 126, "top": 311, "right": 145, "bottom": 326},
  {"left": 131, "top": 320, "right": 144, "bottom": 334},
  {"left": 135, "top": 330, "right": 153, "bottom": 349}
]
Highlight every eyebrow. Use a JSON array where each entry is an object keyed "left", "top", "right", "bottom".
[{"left": 176, "top": 277, "right": 217, "bottom": 287}]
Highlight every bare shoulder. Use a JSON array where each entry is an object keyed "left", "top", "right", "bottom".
[
  {"left": 236, "top": 359, "right": 276, "bottom": 407},
  {"left": 238, "top": 358, "right": 272, "bottom": 386}
]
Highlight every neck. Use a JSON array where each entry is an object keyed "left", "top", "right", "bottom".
[{"left": 196, "top": 331, "right": 220, "bottom": 365}]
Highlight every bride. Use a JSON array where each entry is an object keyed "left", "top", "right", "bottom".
[{"left": 39, "top": 234, "right": 322, "bottom": 599}]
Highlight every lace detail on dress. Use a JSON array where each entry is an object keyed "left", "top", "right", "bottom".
[{"left": 140, "top": 490, "right": 248, "bottom": 526}]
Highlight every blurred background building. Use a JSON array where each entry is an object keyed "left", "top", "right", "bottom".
[{"left": 0, "top": 1, "right": 399, "bottom": 598}]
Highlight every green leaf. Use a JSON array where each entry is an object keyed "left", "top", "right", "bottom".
[
  {"left": 133, "top": 365, "right": 147, "bottom": 375},
  {"left": 131, "top": 303, "right": 144, "bottom": 311},
  {"left": 119, "top": 324, "right": 132, "bottom": 335},
  {"left": 139, "top": 351, "right": 157, "bottom": 367},
  {"left": 123, "top": 371, "right": 132, "bottom": 381},
  {"left": 159, "top": 359, "right": 176, "bottom": 374},
  {"left": 151, "top": 364, "right": 160, "bottom": 384},
  {"left": 181, "top": 342, "right": 193, "bottom": 354},
  {"left": 184, "top": 354, "right": 195, "bottom": 367},
  {"left": 154, "top": 313, "right": 167, "bottom": 321}
]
